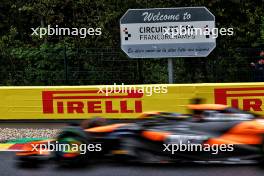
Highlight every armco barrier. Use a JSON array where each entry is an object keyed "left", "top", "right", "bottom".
[{"left": 1, "top": 83, "right": 264, "bottom": 120}]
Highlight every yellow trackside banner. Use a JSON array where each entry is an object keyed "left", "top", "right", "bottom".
[{"left": 1, "top": 83, "right": 264, "bottom": 120}]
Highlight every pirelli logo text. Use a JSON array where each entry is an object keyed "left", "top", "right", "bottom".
[
  {"left": 214, "top": 87, "right": 264, "bottom": 112},
  {"left": 42, "top": 90, "right": 143, "bottom": 114}
]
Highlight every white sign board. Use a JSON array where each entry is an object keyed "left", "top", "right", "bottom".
[{"left": 120, "top": 7, "right": 216, "bottom": 58}]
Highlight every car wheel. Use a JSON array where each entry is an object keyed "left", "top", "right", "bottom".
[{"left": 54, "top": 133, "right": 90, "bottom": 167}]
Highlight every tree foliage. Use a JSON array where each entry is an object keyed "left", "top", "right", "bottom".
[{"left": 0, "top": 0, "right": 263, "bottom": 85}]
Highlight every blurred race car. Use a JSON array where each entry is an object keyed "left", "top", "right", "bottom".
[{"left": 16, "top": 104, "right": 264, "bottom": 166}]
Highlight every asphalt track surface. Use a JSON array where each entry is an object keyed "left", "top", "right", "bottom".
[
  {"left": 1, "top": 123, "right": 264, "bottom": 176},
  {"left": 0, "top": 152, "right": 264, "bottom": 176}
]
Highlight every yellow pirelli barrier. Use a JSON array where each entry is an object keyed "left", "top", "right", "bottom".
[{"left": 0, "top": 83, "right": 264, "bottom": 120}]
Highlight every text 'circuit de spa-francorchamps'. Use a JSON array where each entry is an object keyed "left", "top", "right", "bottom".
[{"left": 0, "top": 1, "right": 264, "bottom": 176}]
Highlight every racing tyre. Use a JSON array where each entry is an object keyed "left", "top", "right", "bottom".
[{"left": 54, "top": 132, "right": 91, "bottom": 167}]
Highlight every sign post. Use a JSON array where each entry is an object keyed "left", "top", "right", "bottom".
[
  {"left": 168, "top": 58, "right": 174, "bottom": 83},
  {"left": 120, "top": 7, "right": 216, "bottom": 83}
]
